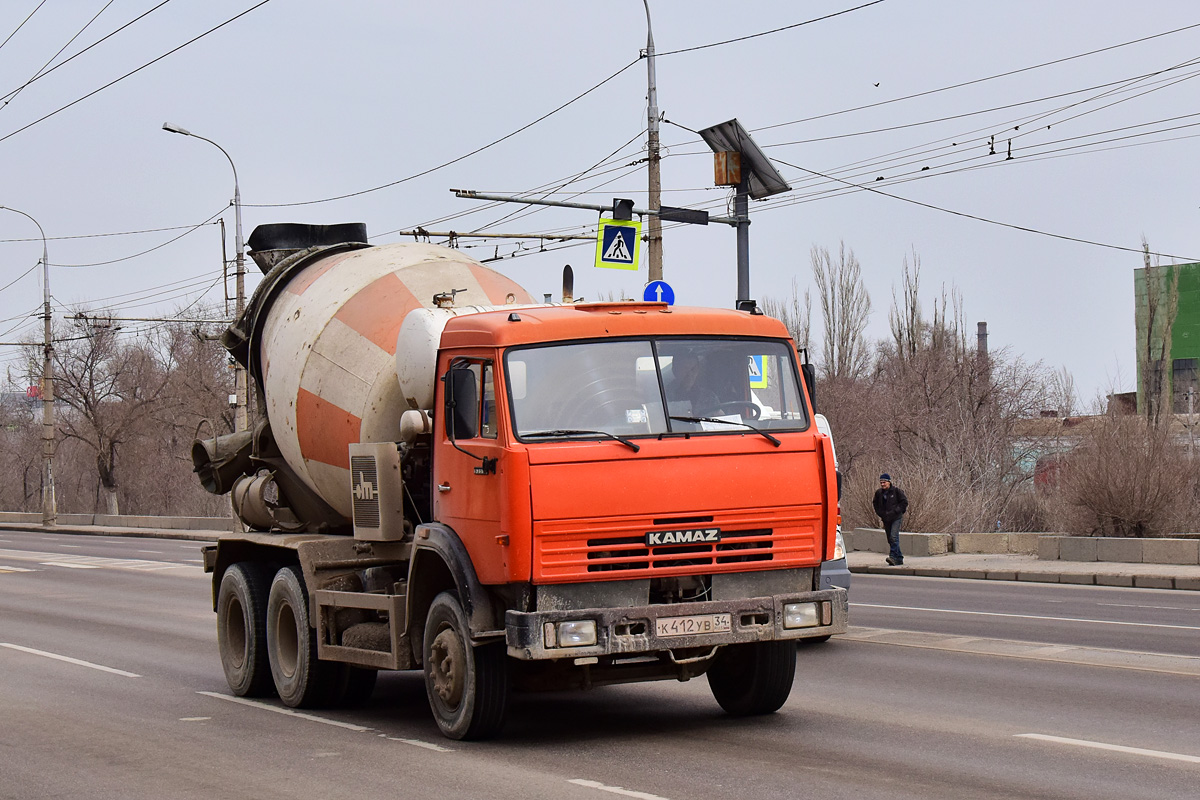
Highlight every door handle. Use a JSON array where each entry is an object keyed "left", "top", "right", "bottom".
[{"left": 437, "top": 482, "right": 451, "bottom": 493}]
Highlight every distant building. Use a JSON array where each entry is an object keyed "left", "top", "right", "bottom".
[{"left": 1134, "top": 261, "right": 1200, "bottom": 414}]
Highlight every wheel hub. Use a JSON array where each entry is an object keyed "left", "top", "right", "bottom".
[{"left": 430, "top": 627, "right": 466, "bottom": 708}]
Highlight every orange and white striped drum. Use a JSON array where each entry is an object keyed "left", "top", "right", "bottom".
[{"left": 257, "top": 242, "right": 534, "bottom": 519}]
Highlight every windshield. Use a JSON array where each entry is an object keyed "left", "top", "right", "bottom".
[{"left": 505, "top": 337, "right": 809, "bottom": 440}]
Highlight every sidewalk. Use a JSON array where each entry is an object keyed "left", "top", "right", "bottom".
[{"left": 848, "top": 551, "right": 1200, "bottom": 591}]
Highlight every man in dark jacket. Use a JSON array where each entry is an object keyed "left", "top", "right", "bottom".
[{"left": 873, "top": 473, "right": 908, "bottom": 566}]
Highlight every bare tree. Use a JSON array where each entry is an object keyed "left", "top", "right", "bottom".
[
  {"left": 836, "top": 260, "right": 1058, "bottom": 532},
  {"left": 888, "top": 249, "right": 923, "bottom": 362},
  {"left": 760, "top": 276, "right": 811, "bottom": 352},
  {"left": 811, "top": 242, "right": 871, "bottom": 380},
  {"left": 1138, "top": 236, "right": 1179, "bottom": 426},
  {"left": 1048, "top": 411, "right": 1197, "bottom": 537},
  {"left": 49, "top": 314, "right": 177, "bottom": 515}
]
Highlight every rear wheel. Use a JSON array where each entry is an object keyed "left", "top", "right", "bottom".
[
  {"left": 216, "top": 564, "right": 273, "bottom": 697},
  {"left": 423, "top": 592, "right": 508, "bottom": 740},
  {"left": 266, "top": 566, "right": 334, "bottom": 707},
  {"left": 707, "top": 641, "right": 796, "bottom": 716}
]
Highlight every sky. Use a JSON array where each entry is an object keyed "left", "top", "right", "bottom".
[{"left": 0, "top": 0, "right": 1197, "bottom": 407}]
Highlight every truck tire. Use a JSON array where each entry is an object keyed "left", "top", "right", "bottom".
[
  {"left": 216, "top": 563, "right": 273, "bottom": 697},
  {"left": 266, "top": 565, "right": 333, "bottom": 708},
  {"left": 707, "top": 641, "right": 796, "bottom": 716},
  {"left": 422, "top": 592, "right": 508, "bottom": 740}
]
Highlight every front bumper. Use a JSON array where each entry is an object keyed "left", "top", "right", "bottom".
[{"left": 506, "top": 588, "right": 848, "bottom": 661}]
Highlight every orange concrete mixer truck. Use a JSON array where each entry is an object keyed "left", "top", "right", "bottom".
[{"left": 196, "top": 222, "right": 846, "bottom": 739}]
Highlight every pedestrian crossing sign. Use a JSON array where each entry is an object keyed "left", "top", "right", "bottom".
[
  {"left": 748, "top": 355, "right": 769, "bottom": 389},
  {"left": 595, "top": 219, "right": 641, "bottom": 270}
]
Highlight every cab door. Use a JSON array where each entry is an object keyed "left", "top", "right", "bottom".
[{"left": 434, "top": 355, "right": 507, "bottom": 582}]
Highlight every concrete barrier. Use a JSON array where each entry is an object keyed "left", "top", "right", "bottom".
[
  {"left": 951, "top": 532, "right": 1042, "bottom": 555},
  {"left": 1038, "top": 536, "right": 1200, "bottom": 565},
  {"left": 849, "top": 528, "right": 951, "bottom": 557}
]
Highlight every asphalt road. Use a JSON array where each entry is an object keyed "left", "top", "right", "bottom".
[{"left": 0, "top": 530, "right": 1197, "bottom": 799}]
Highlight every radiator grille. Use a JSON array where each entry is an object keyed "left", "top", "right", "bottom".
[{"left": 585, "top": 529, "right": 773, "bottom": 573}]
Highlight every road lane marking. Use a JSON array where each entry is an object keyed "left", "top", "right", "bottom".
[
  {"left": 57, "top": 544, "right": 81, "bottom": 548},
  {"left": 0, "top": 548, "right": 195, "bottom": 572},
  {"left": 179, "top": 717, "right": 211, "bottom": 722},
  {"left": 855, "top": 603, "right": 1200, "bottom": 632},
  {"left": 1098, "top": 602, "right": 1200, "bottom": 611},
  {"left": 1015, "top": 734, "right": 1200, "bottom": 764},
  {"left": 137, "top": 550, "right": 163, "bottom": 554},
  {"left": 0, "top": 565, "right": 34, "bottom": 573},
  {"left": 0, "top": 643, "right": 141, "bottom": 677},
  {"left": 840, "top": 627, "right": 1200, "bottom": 676},
  {"left": 384, "top": 736, "right": 453, "bottom": 752},
  {"left": 197, "top": 691, "right": 372, "bottom": 732},
  {"left": 568, "top": 779, "right": 672, "bottom": 800}
]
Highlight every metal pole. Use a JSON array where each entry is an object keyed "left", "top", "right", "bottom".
[
  {"left": 735, "top": 174, "right": 750, "bottom": 305},
  {"left": 162, "top": 124, "right": 247, "bottom": 432},
  {"left": 642, "top": 0, "right": 663, "bottom": 282},
  {"left": 233, "top": 176, "right": 247, "bottom": 434},
  {"left": 0, "top": 206, "right": 55, "bottom": 526}
]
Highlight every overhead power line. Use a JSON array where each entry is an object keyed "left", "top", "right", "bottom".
[
  {"left": 0, "top": 0, "right": 172, "bottom": 105},
  {"left": 0, "top": 0, "right": 48, "bottom": 54},
  {"left": 50, "top": 208, "right": 224, "bottom": 268},
  {"left": 1, "top": 0, "right": 116, "bottom": 112},
  {"left": 0, "top": 0, "right": 271, "bottom": 146},
  {"left": 768, "top": 155, "right": 1199, "bottom": 262},
  {"left": 656, "top": 0, "right": 887, "bottom": 56},
  {"left": 753, "top": 20, "right": 1200, "bottom": 134},
  {"left": 248, "top": 58, "right": 641, "bottom": 208}
]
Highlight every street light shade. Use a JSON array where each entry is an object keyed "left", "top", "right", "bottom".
[{"left": 162, "top": 122, "right": 191, "bottom": 136}]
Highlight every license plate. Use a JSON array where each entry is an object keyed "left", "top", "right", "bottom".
[{"left": 656, "top": 613, "right": 732, "bottom": 637}]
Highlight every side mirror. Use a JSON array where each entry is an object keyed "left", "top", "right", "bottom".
[
  {"left": 802, "top": 362, "right": 817, "bottom": 414},
  {"left": 444, "top": 366, "right": 478, "bottom": 440}
]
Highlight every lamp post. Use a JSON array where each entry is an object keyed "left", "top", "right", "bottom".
[
  {"left": 162, "top": 122, "right": 247, "bottom": 433},
  {"left": 0, "top": 205, "right": 56, "bottom": 527},
  {"left": 641, "top": 0, "right": 663, "bottom": 282}
]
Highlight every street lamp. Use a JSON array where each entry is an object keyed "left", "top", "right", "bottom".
[
  {"left": 162, "top": 122, "right": 248, "bottom": 433},
  {"left": 0, "top": 205, "right": 56, "bottom": 527}
]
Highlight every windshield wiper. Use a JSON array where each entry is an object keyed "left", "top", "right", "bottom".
[
  {"left": 523, "top": 429, "right": 641, "bottom": 452},
  {"left": 668, "top": 416, "right": 781, "bottom": 447}
]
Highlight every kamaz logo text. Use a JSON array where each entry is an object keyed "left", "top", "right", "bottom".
[{"left": 645, "top": 528, "right": 721, "bottom": 546}]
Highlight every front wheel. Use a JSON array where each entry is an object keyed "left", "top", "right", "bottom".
[
  {"left": 423, "top": 592, "right": 508, "bottom": 740},
  {"left": 707, "top": 641, "right": 796, "bottom": 716}
]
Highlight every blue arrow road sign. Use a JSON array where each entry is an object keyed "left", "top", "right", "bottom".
[{"left": 643, "top": 280, "right": 675, "bottom": 305}]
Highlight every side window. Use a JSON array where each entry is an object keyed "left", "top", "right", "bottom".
[
  {"left": 481, "top": 362, "right": 498, "bottom": 439},
  {"left": 446, "top": 360, "right": 498, "bottom": 440}
]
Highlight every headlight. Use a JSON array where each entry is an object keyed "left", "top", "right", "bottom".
[
  {"left": 833, "top": 528, "right": 846, "bottom": 560},
  {"left": 555, "top": 620, "right": 597, "bottom": 647},
  {"left": 783, "top": 602, "right": 820, "bottom": 629}
]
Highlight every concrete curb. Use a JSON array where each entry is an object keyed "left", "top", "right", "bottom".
[
  {"left": 850, "top": 563, "right": 1200, "bottom": 591},
  {"left": 0, "top": 522, "right": 222, "bottom": 542}
]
